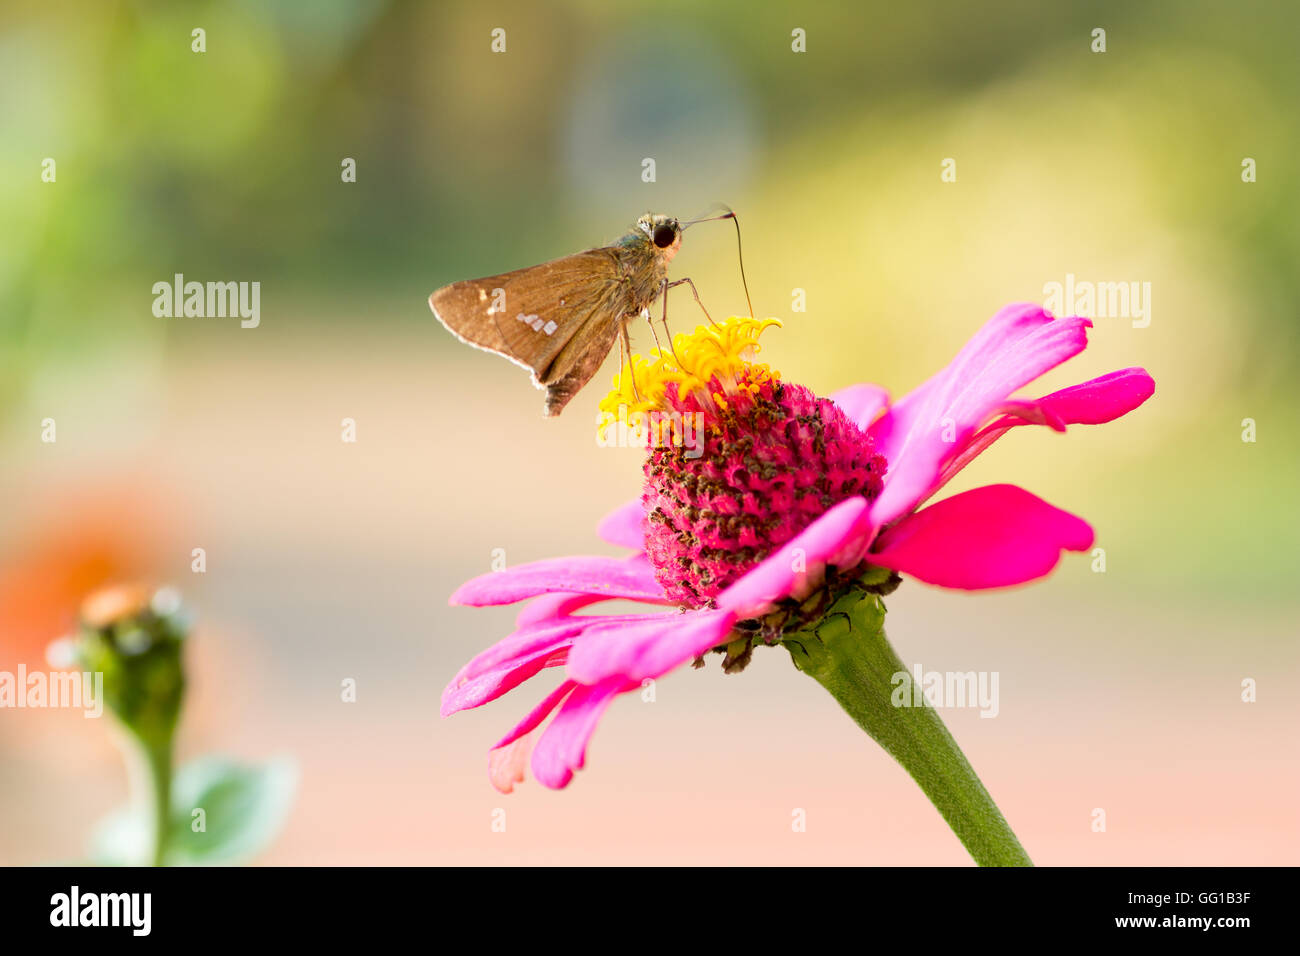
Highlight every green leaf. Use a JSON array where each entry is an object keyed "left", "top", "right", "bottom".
[
  {"left": 165, "top": 756, "right": 297, "bottom": 865},
  {"left": 91, "top": 755, "right": 297, "bottom": 866}
]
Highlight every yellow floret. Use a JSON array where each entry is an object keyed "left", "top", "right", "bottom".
[{"left": 598, "top": 316, "right": 783, "bottom": 425}]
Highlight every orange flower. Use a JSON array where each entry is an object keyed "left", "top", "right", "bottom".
[{"left": 0, "top": 483, "right": 171, "bottom": 666}]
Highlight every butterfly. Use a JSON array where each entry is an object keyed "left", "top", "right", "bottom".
[{"left": 429, "top": 210, "right": 744, "bottom": 416}]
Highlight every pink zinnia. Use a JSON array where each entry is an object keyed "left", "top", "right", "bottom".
[{"left": 444, "top": 304, "right": 1155, "bottom": 791}]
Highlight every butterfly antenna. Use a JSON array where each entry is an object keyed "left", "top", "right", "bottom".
[
  {"left": 682, "top": 204, "right": 755, "bottom": 319},
  {"left": 725, "top": 211, "right": 755, "bottom": 319}
]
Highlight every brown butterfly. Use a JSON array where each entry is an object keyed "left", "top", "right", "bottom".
[{"left": 429, "top": 210, "right": 745, "bottom": 417}]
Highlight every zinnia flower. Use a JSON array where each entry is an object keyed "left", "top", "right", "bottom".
[{"left": 443, "top": 304, "right": 1154, "bottom": 793}]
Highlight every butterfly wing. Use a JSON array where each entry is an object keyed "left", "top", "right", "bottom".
[
  {"left": 429, "top": 249, "right": 632, "bottom": 414},
  {"left": 538, "top": 315, "right": 624, "bottom": 417}
]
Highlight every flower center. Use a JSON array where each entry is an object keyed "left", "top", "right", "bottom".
[{"left": 600, "top": 317, "right": 888, "bottom": 609}]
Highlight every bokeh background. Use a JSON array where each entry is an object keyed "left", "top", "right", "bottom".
[{"left": 2, "top": 0, "right": 1297, "bottom": 864}]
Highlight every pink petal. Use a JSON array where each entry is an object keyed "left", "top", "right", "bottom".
[
  {"left": 869, "top": 305, "right": 1092, "bottom": 526},
  {"left": 829, "top": 383, "right": 890, "bottom": 430},
  {"left": 441, "top": 641, "right": 568, "bottom": 717},
  {"left": 442, "top": 612, "right": 665, "bottom": 716},
  {"left": 989, "top": 399, "right": 1068, "bottom": 431},
  {"left": 566, "top": 608, "right": 736, "bottom": 684},
  {"left": 932, "top": 368, "right": 1156, "bottom": 495},
  {"left": 448, "top": 617, "right": 585, "bottom": 685},
  {"left": 530, "top": 678, "right": 629, "bottom": 789},
  {"left": 870, "top": 484, "right": 1094, "bottom": 590},
  {"left": 488, "top": 735, "right": 533, "bottom": 794},
  {"left": 514, "top": 592, "right": 606, "bottom": 628},
  {"left": 1007, "top": 367, "right": 1156, "bottom": 427},
  {"left": 491, "top": 680, "right": 576, "bottom": 750},
  {"left": 450, "top": 553, "right": 668, "bottom": 606},
  {"left": 717, "top": 497, "right": 874, "bottom": 619},
  {"left": 595, "top": 499, "right": 647, "bottom": 550}
]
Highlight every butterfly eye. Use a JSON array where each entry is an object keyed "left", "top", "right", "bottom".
[{"left": 652, "top": 224, "right": 677, "bottom": 248}]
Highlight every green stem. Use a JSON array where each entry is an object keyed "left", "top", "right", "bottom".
[
  {"left": 144, "top": 738, "right": 173, "bottom": 867},
  {"left": 126, "top": 734, "right": 174, "bottom": 866},
  {"left": 784, "top": 590, "right": 1032, "bottom": 866}
]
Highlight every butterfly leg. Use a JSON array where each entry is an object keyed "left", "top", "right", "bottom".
[
  {"left": 666, "top": 277, "right": 720, "bottom": 328},
  {"left": 620, "top": 320, "right": 643, "bottom": 402},
  {"left": 617, "top": 325, "right": 626, "bottom": 391},
  {"left": 655, "top": 280, "right": 686, "bottom": 365},
  {"left": 643, "top": 306, "right": 667, "bottom": 357}
]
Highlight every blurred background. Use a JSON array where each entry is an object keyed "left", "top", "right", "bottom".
[{"left": 2, "top": 0, "right": 1297, "bottom": 864}]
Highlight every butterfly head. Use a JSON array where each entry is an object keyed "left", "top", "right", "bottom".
[{"left": 636, "top": 213, "right": 682, "bottom": 263}]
